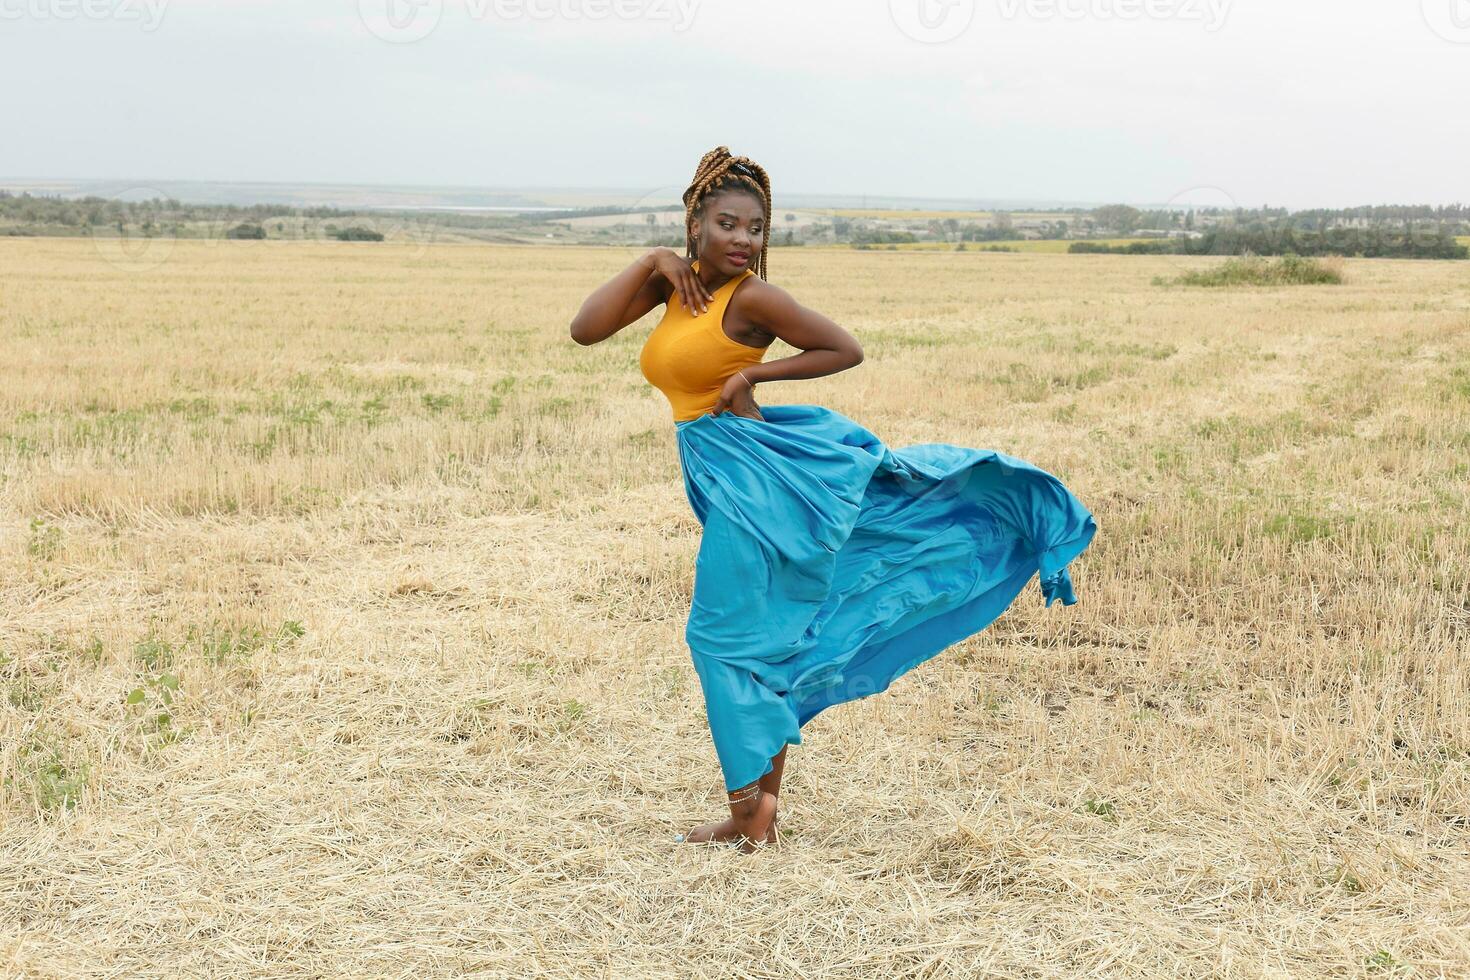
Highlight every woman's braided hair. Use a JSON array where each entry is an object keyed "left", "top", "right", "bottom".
[{"left": 681, "top": 145, "right": 772, "bottom": 281}]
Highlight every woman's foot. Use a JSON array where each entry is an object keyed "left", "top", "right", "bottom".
[{"left": 677, "top": 790, "right": 779, "bottom": 852}]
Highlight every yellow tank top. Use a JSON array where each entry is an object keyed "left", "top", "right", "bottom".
[{"left": 639, "top": 259, "right": 767, "bottom": 422}]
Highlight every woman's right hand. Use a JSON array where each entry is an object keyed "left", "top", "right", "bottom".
[{"left": 646, "top": 247, "right": 713, "bottom": 316}]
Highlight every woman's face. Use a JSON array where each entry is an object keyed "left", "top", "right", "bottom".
[{"left": 692, "top": 190, "right": 764, "bottom": 276}]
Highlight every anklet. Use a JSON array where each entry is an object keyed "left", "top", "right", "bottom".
[{"left": 727, "top": 784, "right": 761, "bottom": 804}]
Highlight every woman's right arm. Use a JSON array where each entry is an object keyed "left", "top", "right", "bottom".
[{"left": 569, "top": 247, "right": 714, "bottom": 346}]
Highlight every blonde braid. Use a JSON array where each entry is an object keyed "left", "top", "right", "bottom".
[{"left": 681, "top": 145, "right": 773, "bottom": 281}]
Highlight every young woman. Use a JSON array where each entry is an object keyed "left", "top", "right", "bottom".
[{"left": 570, "top": 146, "right": 1097, "bottom": 853}]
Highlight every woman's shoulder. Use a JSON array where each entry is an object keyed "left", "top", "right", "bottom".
[
  {"left": 728, "top": 270, "right": 784, "bottom": 304},
  {"left": 726, "top": 272, "right": 790, "bottom": 344},
  {"left": 728, "top": 272, "right": 797, "bottom": 319}
]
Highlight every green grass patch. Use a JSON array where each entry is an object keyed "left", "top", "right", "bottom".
[
  {"left": 1444, "top": 366, "right": 1470, "bottom": 400},
  {"left": 8, "top": 733, "right": 90, "bottom": 812},
  {"left": 1263, "top": 511, "right": 1349, "bottom": 545},
  {"left": 1189, "top": 410, "right": 1350, "bottom": 463},
  {"left": 1158, "top": 254, "right": 1345, "bottom": 288},
  {"left": 133, "top": 619, "right": 306, "bottom": 671},
  {"left": 27, "top": 518, "right": 61, "bottom": 560}
]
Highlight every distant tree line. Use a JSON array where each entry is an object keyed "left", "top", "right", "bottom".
[
  {"left": 1071, "top": 225, "right": 1467, "bottom": 259},
  {"left": 0, "top": 190, "right": 519, "bottom": 237},
  {"left": 853, "top": 228, "right": 918, "bottom": 245},
  {"left": 4, "top": 189, "right": 1466, "bottom": 256},
  {"left": 0, "top": 190, "right": 369, "bottom": 227}
]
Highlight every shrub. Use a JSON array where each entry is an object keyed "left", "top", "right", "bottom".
[
  {"left": 1070, "top": 240, "right": 1177, "bottom": 255},
  {"left": 333, "top": 226, "right": 385, "bottom": 242},
  {"left": 1158, "top": 254, "right": 1345, "bottom": 288}
]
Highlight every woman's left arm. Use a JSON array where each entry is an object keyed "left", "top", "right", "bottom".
[
  {"left": 739, "top": 281, "right": 864, "bottom": 384},
  {"left": 710, "top": 281, "right": 864, "bottom": 418}
]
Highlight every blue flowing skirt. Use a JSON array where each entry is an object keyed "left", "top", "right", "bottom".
[{"left": 674, "top": 404, "right": 1098, "bottom": 792}]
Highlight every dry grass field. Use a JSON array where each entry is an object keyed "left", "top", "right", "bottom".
[{"left": 2, "top": 237, "right": 1468, "bottom": 977}]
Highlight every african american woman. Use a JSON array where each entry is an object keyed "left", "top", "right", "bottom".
[{"left": 570, "top": 146, "right": 1097, "bottom": 853}]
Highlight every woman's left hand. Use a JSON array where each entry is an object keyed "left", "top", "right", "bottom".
[{"left": 711, "top": 372, "right": 764, "bottom": 421}]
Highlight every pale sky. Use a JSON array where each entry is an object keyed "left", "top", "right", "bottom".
[{"left": 2, "top": 0, "right": 1467, "bottom": 208}]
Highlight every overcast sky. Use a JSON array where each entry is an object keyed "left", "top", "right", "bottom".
[{"left": 2, "top": 0, "right": 1466, "bottom": 208}]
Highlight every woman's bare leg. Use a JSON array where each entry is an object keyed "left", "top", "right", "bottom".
[
  {"left": 759, "top": 745, "right": 788, "bottom": 798},
  {"left": 758, "top": 745, "right": 788, "bottom": 836},
  {"left": 678, "top": 782, "right": 777, "bottom": 852},
  {"left": 678, "top": 746, "right": 788, "bottom": 850}
]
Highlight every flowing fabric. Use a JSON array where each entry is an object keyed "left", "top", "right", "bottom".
[{"left": 674, "top": 403, "right": 1098, "bottom": 792}]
